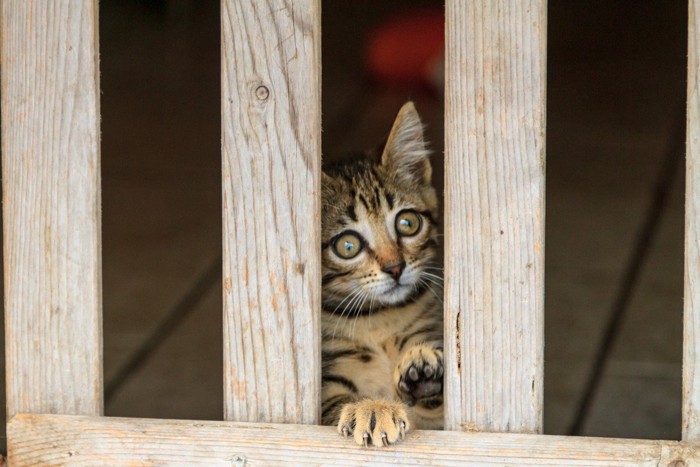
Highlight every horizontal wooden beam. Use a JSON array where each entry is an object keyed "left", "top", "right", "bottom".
[{"left": 8, "top": 414, "right": 698, "bottom": 466}]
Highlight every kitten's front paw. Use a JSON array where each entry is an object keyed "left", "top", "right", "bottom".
[
  {"left": 395, "top": 345, "right": 443, "bottom": 406},
  {"left": 337, "top": 399, "right": 409, "bottom": 447}
]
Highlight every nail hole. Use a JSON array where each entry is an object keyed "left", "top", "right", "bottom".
[{"left": 255, "top": 85, "right": 270, "bottom": 101}]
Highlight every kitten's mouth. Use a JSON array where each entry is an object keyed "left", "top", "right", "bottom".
[
  {"left": 385, "top": 280, "right": 408, "bottom": 292},
  {"left": 323, "top": 280, "right": 429, "bottom": 316},
  {"left": 378, "top": 281, "right": 416, "bottom": 304}
]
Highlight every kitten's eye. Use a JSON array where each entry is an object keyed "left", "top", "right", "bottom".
[
  {"left": 395, "top": 210, "right": 422, "bottom": 237},
  {"left": 332, "top": 231, "right": 364, "bottom": 259}
]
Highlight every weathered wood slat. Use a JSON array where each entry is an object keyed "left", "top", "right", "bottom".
[
  {"left": 686, "top": 0, "right": 700, "bottom": 442},
  {"left": 444, "top": 0, "right": 547, "bottom": 432},
  {"left": 8, "top": 414, "right": 697, "bottom": 466},
  {"left": 1, "top": 0, "right": 102, "bottom": 418},
  {"left": 221, "top": 0, "right": 321, "bottom": 424}
]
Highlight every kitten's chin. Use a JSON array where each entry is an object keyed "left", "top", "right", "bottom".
[{"left": 377, "top": 283, "right": 415, "bottom": 306}]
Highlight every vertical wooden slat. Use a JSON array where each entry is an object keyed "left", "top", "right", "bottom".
[
  {"left": 685, "top": 0, "right": 700, "bottom": 441},
  {"left": 221, "top": 0, "right": 321, "bottom": 424},
  {"left": 444, "top": 0, "right": 547, "bottom": 433},
  {"left": 1, "top": 1, "right": 103, "bottom": 418}
]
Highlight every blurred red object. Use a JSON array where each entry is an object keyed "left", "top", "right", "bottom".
[{"left": 365, "top": 8, "right": 445, "bottom": 91}]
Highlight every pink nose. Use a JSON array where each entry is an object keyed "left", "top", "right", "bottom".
[{"left": 381, "top": 261, "right": 406, "bottom": 281}]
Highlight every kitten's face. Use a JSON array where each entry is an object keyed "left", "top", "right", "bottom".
[{"left": 321, "top": 102, "right": 439, "bottom": 314}]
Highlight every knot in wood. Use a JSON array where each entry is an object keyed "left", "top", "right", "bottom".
[
  {"left": 668, "top": 460, "right": 685, "bottom": 467},
  {"left": 255, "top": 85, "right": 270, "bottom": 102}
]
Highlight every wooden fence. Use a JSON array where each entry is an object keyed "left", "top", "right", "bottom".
[{"left": 1, "top": 0, "right": 699, "bottom": 464}]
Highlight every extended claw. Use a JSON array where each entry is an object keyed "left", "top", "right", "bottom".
[{"left": 337, "top": 400, "right": 409, "bottom": 447}]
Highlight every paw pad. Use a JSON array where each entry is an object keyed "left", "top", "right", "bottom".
[{"left": 395, "top": 346, "right": 444, "bottom": 405}]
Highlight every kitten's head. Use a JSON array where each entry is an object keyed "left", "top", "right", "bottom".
[{"left": 322, "top": 102, "right": 439, "bottom": 314}]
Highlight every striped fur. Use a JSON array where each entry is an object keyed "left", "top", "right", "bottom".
[{"left": 321, "top": 102, "right": 443, "bottom": 446}]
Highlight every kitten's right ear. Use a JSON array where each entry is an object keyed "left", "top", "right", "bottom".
[
  {"left": 321, "top": 171, "right": 339, "bottom": 195},
  {"left": 322, "top": 171, "right": 335, "bottom": 187},
  {"left": 381, "top": 101, "right": 432, "bottom": 186}
]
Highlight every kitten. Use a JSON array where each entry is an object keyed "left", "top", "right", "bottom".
[{"left": 321, "top": 102, "right": 443, "bottom": 447}]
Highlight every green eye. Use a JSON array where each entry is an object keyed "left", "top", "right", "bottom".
[
  {"left": 333, "top": 231, "right": 364, "bottom": 259},
  {"left": 395, "top": 210, "right": 422, "bottom": 236}
]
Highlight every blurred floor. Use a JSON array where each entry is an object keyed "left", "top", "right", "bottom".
[{"left": 0, "top": 0, "right": 689, "bottom": 451}]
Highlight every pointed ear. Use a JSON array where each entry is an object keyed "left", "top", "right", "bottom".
[
  {"left": 322, "top": 171, "right": 334, "bottom": 186},
  {"left": 381, "top": 101, "right": 432, "bottom": 185},
  {"left": 321, "top": 171, "right": 337, "bottom": 193}
]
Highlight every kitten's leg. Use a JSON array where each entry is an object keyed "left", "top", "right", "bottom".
[
  {"left": 323, "top": 383, "right": 410, "bottom": 447},
  {"left": 394, "top": 344, "right": 444, "bottom": 428},
  {"left": 321, "top": 390, "right": 359, "bottom": 426}
]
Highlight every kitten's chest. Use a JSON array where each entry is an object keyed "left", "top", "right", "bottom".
[
  {"left": 351, "top": 320, "right": 403, "bottom": 399},
  {"left": 354, "top": 308, "right": 410, "bottom": 344},
  {"left": 352, "top": 307, "right": 420, "bottom": 363}
]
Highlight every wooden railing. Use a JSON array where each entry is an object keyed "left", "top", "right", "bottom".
[{"left": 2, "top": 0, "right": 699, "bottom": 464}]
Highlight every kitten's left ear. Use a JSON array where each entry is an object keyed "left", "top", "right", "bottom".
[{"left": 381, "top": 101, "right": 432, "bottom": 185}]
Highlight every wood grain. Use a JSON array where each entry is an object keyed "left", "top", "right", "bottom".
[
  {"left": 8, "top": 414, "right": 699, "bottom": 466},
  {"left": 444, "top": 0, "right": 547, "bottom": 433},
  {"left": 687, "top": 0, "right": 700, "bottom": 442},
  {"left": 221, "top": 0, "right": 321, "bottom": 424},
  {"left": 1, "top": 0, "right": 102, "bottom": 418}
]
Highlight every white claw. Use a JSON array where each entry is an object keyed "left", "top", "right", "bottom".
[{"left": 381, "top": 432, "right": 389, "bottom": 447}]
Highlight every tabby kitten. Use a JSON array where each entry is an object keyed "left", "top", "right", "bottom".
[{"left": 321, "top": 102, "right": 443, "bottom": 447}]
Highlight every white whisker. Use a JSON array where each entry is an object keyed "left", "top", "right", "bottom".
[
  {"left": 330, "top": 287, "right": 363, "bottom": 340},
  {"left": 419, "top": 278, "right": 444, "bottom": 305},
  {"left": 421, "top": 271, "right": 444, "bottom": 281},
  {"left": 422, "top": 277, "right": 445, "bottom": 291},
  {"left": 337, "top": 290, "right": 362, "bottom": 340},
  {"left": 350, "top": 291, "right": 369, "bottom": 341}
]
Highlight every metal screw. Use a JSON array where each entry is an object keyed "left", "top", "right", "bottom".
[{"left": 255, "top": 85, "right": 270, "bottom": 101}]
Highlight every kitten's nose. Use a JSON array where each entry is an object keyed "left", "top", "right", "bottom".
[{"left": 382, "top": 261, "right": 406, "bottom": 281}]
